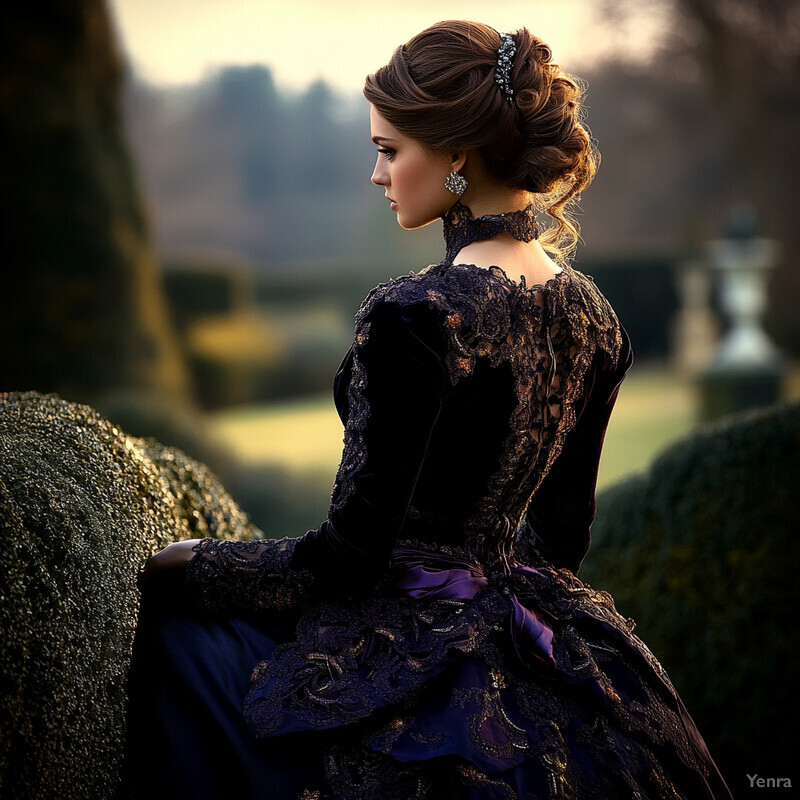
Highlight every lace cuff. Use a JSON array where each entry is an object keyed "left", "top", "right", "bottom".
[{"left": 185, "top": 537, "right": 314, "bottom": 613}]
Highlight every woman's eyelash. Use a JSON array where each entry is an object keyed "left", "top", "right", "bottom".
[{"left": 377, "top": 148, "right": 396, "bottom": 161}]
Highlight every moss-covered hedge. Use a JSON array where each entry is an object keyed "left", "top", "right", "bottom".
[
  {"left": 581, "top": 400, "right": 799, "bottom": 793},
  {"left": 0, "top": 392, "right": 258, "bottom": 799}
]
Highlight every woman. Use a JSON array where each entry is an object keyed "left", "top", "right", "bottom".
[{"left": 128, "top": 21, "right": 732, "bottom": 799}]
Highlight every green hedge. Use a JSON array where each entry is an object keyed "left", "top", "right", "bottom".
[
  {"left": 0, "top": 392, "right": 258, "bottom": 799},
  {"left": 579, "top": 257, "right": 679, "bottom": 360},
  {"left": 88, "top": 389, "right": 330, "bottom": 540},
  {"left": 162, "top": 264, "right": 254, "bottom": 330},
  {"left": 581, "top": 400, "right": 799, "bottom": 793}
]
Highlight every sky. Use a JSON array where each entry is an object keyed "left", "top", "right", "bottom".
[{"left": 109, "top": 0, "right": 669, "bottom": 93}]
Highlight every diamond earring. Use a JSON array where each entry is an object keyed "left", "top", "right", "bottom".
[{"left": 444, "top": 171, "right": 468, "bottom": 196}]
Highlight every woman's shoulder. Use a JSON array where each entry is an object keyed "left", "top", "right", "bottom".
[
  {"left": 351, "top": 263, "right": 517, "bottom": 385},
  {"left": 354, "top": 261, "right": 514, "bottom": 334},
  {"left": 356, "top": 261, "right": 618, "bottom": 331},
  {"left": 352, "top": 260, "right": 627, "bottom": 377},
  {"left": 552, "top": 264, "right": 628, "bottom": 364}
]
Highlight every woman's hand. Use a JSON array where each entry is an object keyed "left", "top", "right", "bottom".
[{"left": 138, "top": 539, "right": 202, "bottom": 588}]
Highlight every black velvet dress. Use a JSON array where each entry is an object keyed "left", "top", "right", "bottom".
[{"left": 126, "top": 204, "right": 732, "bottom": 799}]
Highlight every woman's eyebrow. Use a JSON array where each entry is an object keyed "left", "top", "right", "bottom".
[{"left": 371, "top": 135, "right": 398, "bottom": 144}]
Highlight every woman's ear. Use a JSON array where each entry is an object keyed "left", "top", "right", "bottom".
[{"left": 451, "top": 151, "right": 468, "bottom": 173}]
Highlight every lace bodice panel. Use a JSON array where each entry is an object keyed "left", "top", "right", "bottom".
[{"left": 330, "top": 261, "right": 629, "bottom": 570}]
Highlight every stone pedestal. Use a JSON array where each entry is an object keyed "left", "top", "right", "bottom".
[
  {"left": 698, "top": 236, "right": 783, "bottom": 421},
  {"left": 672, "top": 259, "right": 719, "bottom": 378}
]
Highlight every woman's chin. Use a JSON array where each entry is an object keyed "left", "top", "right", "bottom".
[{"left": 397, "top": 214, "right": 437, "bottom": 231}]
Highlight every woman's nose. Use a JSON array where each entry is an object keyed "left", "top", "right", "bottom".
[{"left": 371, "top": 156, "right": 387, "bottom": 187}]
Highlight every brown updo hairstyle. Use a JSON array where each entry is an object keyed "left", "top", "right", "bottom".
[{"left": 364, "top": 20, "right": 598, "bottom": 262}]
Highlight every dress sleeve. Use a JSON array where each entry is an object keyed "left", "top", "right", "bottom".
[{"left": 185, "top": 299, "right": 449, "bottom": 612}]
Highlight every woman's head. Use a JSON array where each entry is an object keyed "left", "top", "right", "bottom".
[{"left": 364, "top": 20, "right": 598, "bottom": 259}]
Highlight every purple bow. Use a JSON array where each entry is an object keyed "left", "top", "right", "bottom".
[{"left": 392, "top": 551, "right": 555, "bottom": 669}]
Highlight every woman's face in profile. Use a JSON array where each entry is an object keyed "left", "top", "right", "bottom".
[{"left": 369, "top": 106, "right": 454, "bottom": 230}]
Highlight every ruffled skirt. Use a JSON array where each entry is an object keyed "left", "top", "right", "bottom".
[{"left": 126, "top": 562, "right": 732, "bottom": 800}]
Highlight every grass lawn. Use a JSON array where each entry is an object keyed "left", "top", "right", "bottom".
[
  {"left": 597, "top": 364, "right": 695, "bottom": 489},
  {"left": 210, "top": 363, "right": 723, "bottom": 492},
  {"left": 211, "top": 392, "right": 343, "bottom": 476}
]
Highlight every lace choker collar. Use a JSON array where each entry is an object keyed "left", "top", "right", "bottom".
[{"left": 441, "top": 200, "right": 539, "bottom": 265}]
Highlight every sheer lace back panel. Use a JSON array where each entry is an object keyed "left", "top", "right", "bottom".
[{"left": 330, "top": 241, "right": 625, "bottom": 572}]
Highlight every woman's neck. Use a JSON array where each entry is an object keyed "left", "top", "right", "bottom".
[
  {"left": 456, "top": 237, "right": 562, "bottom": 285},
  {"left": 441, "top": 198, "right": 562, "bottom": 285}
]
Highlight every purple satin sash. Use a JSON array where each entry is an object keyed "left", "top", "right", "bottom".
[{"left": 392, "top": 550, "right": 555, "bottom": 670}]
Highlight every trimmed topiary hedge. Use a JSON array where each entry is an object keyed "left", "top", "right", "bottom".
[
  {"left": 0, "top": 392, "right": 258, "bottom": 799},
  {"left": 581, "top": 400, "right": 799, "bottom": 794}
]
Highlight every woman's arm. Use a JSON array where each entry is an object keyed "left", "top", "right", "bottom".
[{"left": 174, "top": 299, "right": 449, "bottom": 612}]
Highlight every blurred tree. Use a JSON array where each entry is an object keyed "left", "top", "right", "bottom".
[
  {"left": 600, "top": 0, "right": 800, "bottom": 351},
  {"left": 209, "top": 65, "right": 284, "bottom": 201},
  {"left": 674, "top": 0, "right": 798, "bottom": 202},
  {"left": 126, "top": 66, "right": 379, "bottom": 264},
  {"left": 1, "top": 0, "right": 191, "bottom": 405},
  {"left": 294, "top": 79, "right": 345, "bottom": 189}
]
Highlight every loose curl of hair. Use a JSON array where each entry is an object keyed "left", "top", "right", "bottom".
[{"left": 364, "top": 20, "right": 598, "bottom": 262}]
